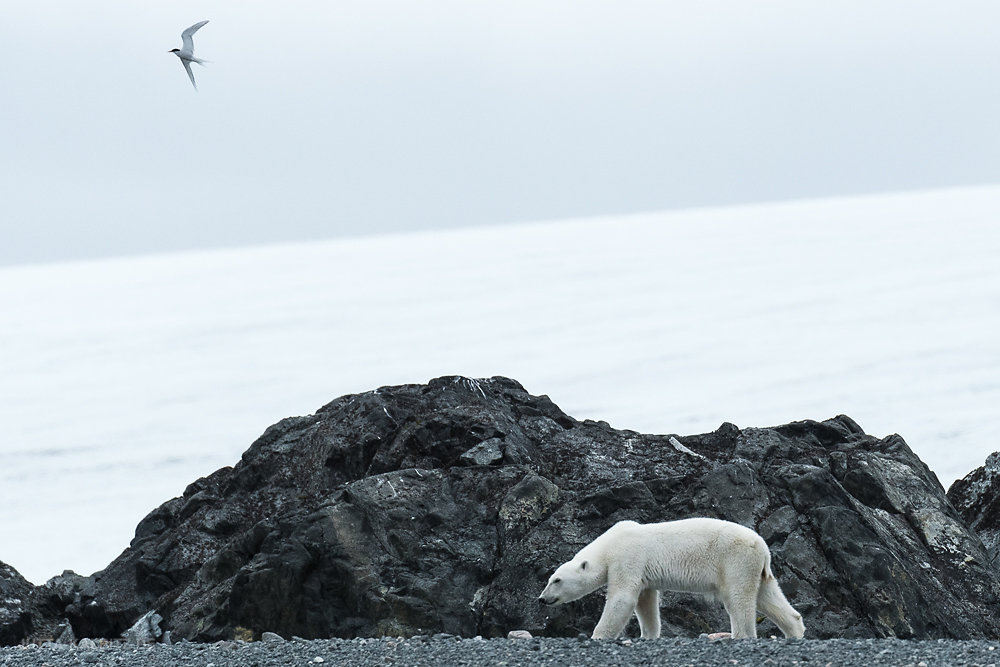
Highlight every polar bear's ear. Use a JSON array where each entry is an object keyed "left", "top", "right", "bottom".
[{"left": 580, "top": 560, "right": 588, "bottom": 571}]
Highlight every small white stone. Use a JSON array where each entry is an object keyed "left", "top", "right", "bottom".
[
  {"left": 313, "top": 658, "right": 325, "bottom": 664},
  {"left": 507, "top": 630, "right": 533, "bottom": 639}
]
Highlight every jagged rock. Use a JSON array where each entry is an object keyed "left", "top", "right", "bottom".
[
  {"left": 0, "top": 561, "right": 33, "bottom": 646},
  {"left": 55, "top": 618, "right": 76, "bottom": 644},
  {"left": 948, "top": 451, "right": 1000, "bottom": 570},
  {"left": 123, "top": 609, "right": 163, "bottom": 645},
  {"left": 459, "top": 438, "right": 504, "bottom": 466},
  {"left": 12, "top": 376, "right": 1000, "bottom": 641}
]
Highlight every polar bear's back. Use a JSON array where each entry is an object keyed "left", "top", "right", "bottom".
[
  {"left": 599, "top": 517, "right": 762, "bottom": 543},
  {"left": 649, "top": 517, "right": 762, "bottom": 542}
]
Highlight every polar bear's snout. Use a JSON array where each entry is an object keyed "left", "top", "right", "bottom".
[
  {"left": 537, "top": 581, "right": 560, "bottom": 605},
  {"left": 538, "top": 574, "right": 568, "bottom": 606}
]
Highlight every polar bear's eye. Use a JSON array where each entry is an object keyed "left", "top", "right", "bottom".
[{"left": 552, "top": 578, "right": 561, "bottom": 584}]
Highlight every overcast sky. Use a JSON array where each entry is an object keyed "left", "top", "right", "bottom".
[{"left": 2, "top": 1, "right": 999, "bottom": 266}]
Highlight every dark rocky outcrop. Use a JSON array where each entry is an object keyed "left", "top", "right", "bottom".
[
  {"left": 5, "top": 376, "right": 1000, "bottom": 644},
  {"left": 948, "top": 452, "right": 1000, "bottom": 570},
  {"left": 0, "top": 561, "right": 33, "bottom": 645}
]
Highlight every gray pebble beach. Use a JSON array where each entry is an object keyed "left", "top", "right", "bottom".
[{"left": 3, "top": 637, "right": 1000, "bottom": 667}]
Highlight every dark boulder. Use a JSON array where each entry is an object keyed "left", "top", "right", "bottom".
[{"left": 11, "top": 376, "right": 1000, "bottom": 641}]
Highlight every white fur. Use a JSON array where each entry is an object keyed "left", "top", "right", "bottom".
[{"left": 538, "top": 518, "right": 805, "bottom": 640}]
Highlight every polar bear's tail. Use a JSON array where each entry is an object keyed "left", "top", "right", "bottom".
[{"left": 756, "top": 557, "right": 806, "bottom": 638}]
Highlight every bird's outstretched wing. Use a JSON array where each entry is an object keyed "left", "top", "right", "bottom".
[
  {"left": 182, "top": 59, "right": 198, "bottom": 90},
  {"left": 180, "top": 20, "right": 209, "bottom": 54}
]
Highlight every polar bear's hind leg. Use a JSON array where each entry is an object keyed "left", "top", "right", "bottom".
[
  {"left": 718, "top": 540, "right": 767, "bottom": 639},
  {"left": 721, "top": 581, "right": 760, "bottom": 639}
]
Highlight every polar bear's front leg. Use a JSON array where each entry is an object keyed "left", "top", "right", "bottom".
[
  {"left": 635, "top": 588, "right": 661, "bottom": 639},
  {"left": 592, "top": 587, "right": 640, "bottom": 639}
]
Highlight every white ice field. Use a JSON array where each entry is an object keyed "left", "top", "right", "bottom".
[{"left": 2, "top": 185, "right": 999, "bottom": 584}]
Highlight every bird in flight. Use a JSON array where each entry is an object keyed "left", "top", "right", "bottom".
[{"left": 169, "top": 20, "right": 210, "bottom": 90}]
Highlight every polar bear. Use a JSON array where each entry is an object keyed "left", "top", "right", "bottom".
[{"left": 538, "top": 518, "right": 805, "bottom": 640}]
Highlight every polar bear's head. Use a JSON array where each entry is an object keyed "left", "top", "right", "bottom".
[{"left": 538, "top": 557, "right": 604, "bottom": 606}]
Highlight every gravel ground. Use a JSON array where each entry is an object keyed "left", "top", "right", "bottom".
[{"left": 3, "top": 636, "right": 1000, "bottom": 667}]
